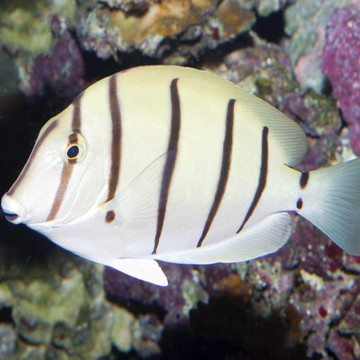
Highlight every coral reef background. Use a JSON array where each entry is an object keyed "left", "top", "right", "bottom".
[{"left": 1, "top": 0, "right": 360, "bottom": 359}]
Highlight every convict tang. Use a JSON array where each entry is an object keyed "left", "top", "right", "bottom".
[{"left": 2, "top": 65, "right": 360, "bottom": 286}]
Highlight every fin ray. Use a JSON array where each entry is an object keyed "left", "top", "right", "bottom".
[
  {"left": 300, "top": 158, "right": 360, "bottom": 255},
  {"left": 237, "top": 97, "right": 308, "bottom": 167}
]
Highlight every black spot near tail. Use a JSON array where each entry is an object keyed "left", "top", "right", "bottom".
[
  {"left": 300, "top": 171, "right": 309, "bottom": 189},
  {"left": 296, "top": 198, "right": 303, "bottom": 210}
]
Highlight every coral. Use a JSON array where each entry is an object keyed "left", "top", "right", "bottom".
[
  {"left": 104, "top": 0, "right": 159, "bottom": 13},
  {"left": 0, "top": 0, "right": 259, "bottom": 98},
  {"left": 322, "top": 7, "right": 360, "bottom": 156},
  {"left": 105, "top": 263, "right": 208, "bottom": 327},
  {"left": 79, "top": 0, "right": 255, "bottom": 60},
  {"left": 232, "top": 0, "right": 291, "bottom": 17},
  {"left": 20, "top": 29, "right": 85, "bottom": 100},
  {"left": 216, "top": 0, "right": 256, "bottom": 39},
  {"left": 0, "top": 323, "right": 16, "bottom": 359},
  {"left": 0, "top": 1, "right": 77, "bottom": 57},
  {"left": 256, "top": 0, "right": 289, "bottom": 17},
  {"left": 0, "top": 0, "right": 83, "bottom": 100},
  {"left": 284, "top": 0, "right": 358, "bottom": 92},
  {"left": 0, "top": 239, "right": 165, "bottom": 360}
]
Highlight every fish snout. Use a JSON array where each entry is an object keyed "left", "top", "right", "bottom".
[{"left": 1, "top": 193, "right": 27, "bottom": 224}]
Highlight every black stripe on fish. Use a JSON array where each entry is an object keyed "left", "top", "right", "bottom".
[
  {"left": 300, "top": 171, "right": 309, "bottom": 189},
  {"left": 197, "top": 99, "right": 235, "bottom": 248},
  {"left": 106, "top": 75, "right": 122, "bottom": 202},
  {"left": 72, "top": 96, "right": 82, "bottom": 132},
  {"left": 152, "top": 78, "right": 181, "bottom": 255},
  {"left": 66, "top": 95, "right": 83, "bottom": 165},
  {"left": 237, "top": 126, "right": 269, "bottom": 233},
  {"left": 8, "top": 120, "right": 59, "bottom": 196},
  {"left": 46, "top": 164, "right": 73, "bottom": 221},
  {"left": 68, "top": 133, "right": 79, "bottom": 144},
  {"left": 47, "top": 100, "right": 83, "bottom": 221}
]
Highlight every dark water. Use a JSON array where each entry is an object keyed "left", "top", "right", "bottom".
[{"left": 0, "top": 53, "right": 56, "bottom": 272}]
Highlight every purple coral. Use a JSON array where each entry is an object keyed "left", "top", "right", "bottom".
[
  {"left": 21, "top": 18, "right": 85, "bottom": 103},
  {"left": 322, "top": 7, "right": 360, "bottom": 156}
]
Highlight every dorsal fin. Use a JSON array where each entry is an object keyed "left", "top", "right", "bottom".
[
  {"left": 121, "top": 65, "right": 308, "bottom": 167},
  {"left": 235, "top": 95, "right": 308, "bottom": 167}
]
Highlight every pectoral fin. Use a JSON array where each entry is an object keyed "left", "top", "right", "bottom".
[
  {"left": 102, "top": 151, "right": 176, "bottom": 230},
  {"left": 107, "top": 258, "right": 168, "bottom": 286}
]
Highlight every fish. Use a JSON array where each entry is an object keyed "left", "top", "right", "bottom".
[{"left": 2, "top": 65, "right": 360, "bottom": 286}]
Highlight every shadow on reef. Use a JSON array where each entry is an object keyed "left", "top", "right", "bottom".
[
  {"left": 253, "top": 9, "right": 285, "bottom": 44},
  {"left": 105, "top": 272, "right": 314, "bottom": 360},
  {"left": 159, "top": 296, "right": 309, "bottom": 360}
]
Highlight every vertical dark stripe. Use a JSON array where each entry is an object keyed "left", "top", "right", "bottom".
[
  {"left": 197, "top": 99, "right": 235, "bottom": 248},
  {"left": 72, "top": 96, "right": 82, "bottom": 132},
  {"left": 8, "top": 120, "right": 59, "bottom": 195},
  {"left": 237, "top": 126, "right": 269, "bottom": 233},
  {"left": 300, "top": 171, "right": 309, "bottom": 189},
  {"left": 152, "top": 78, "right": 181, "bottom": 255},
  {"left": 47, "top": 98, "right": 83, "bottom": 221},
  {"left": 106, "top": 75, "right": 122, "bottom": 202},
  {"left": 46, "top": 165, "right": 73, "bottom": 221}
]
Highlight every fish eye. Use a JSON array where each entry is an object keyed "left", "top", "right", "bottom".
[
  {"left": 67, "top": 144, "right": 79, "bottom": 160},
  {"left": 63, "top": 132, "right": 86, "bottom": 164}
]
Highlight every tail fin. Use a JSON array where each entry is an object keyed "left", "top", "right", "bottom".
[{"left": 300, "top": 158, "right": 360, "bottom": 255}]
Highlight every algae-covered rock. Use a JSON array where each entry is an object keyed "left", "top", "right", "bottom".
[
  {"left": 284, "top": 0, "right": 358, "bottom": 92},
  {"left": 0, "top": 242, "right": 139, "bottom": 359},
  {"left": 0, "top": 0, "right": 258, "bottom": 98},
  {"left": 0, "top": 0, "right": 77, "bottom": 57},
  {"left": 0, "top": 323, "right": 16, "bottom": 360},
  {"left": 323, "top": 6, "right": 360, "bottom": 157},
  {"left": 79, "top": 0, "right": 255, "bottom": 59},
  {"left": 0, "top": 0, "right": 83, "bottom": 99},
  {"left": 110, "top": 307, "right": 134, "bottom": 352}
]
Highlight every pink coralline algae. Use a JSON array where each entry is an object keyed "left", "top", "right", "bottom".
[{"left": 322, "top": 7, "right": 360, "bottom": 156}]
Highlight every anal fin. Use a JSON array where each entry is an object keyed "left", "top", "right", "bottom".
[
  {"left": 158, "top": 212, "right": 293, "bottom": 264},
  {"left": 106, "top": 258, "right": 168, "bottom": 286}
]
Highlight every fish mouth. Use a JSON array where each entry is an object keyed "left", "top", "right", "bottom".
[
  {"left": 3, "top": 211, "right": 19, "bottom": 222},
  {"left": 1, "top": 193, "right": 26, "bottom": 224}
]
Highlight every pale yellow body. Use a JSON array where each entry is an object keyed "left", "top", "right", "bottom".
[{"left": 2, "top": 66, "right": 360, "bottom": 285}]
